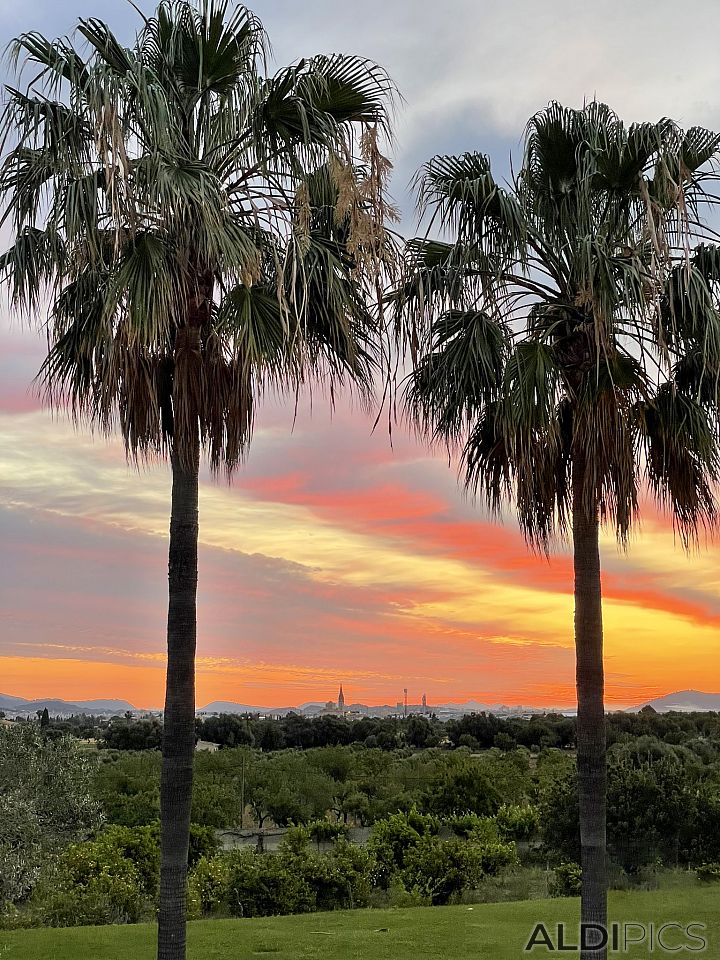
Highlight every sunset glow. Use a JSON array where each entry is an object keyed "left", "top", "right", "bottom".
[{"left": 1, "top": 375, "right": 719, "bottom": 709}]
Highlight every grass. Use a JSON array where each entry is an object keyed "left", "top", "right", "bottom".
[{"left": 2, "top": 887, "right": 718, "bottom": 959}]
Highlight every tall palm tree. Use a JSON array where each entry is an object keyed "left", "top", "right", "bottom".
[
  {"left": 398, "top": 103, "right": 720, "bottom": 958},
  {"left": 0, "top": 3, "right": 395, "bottom": 957}
]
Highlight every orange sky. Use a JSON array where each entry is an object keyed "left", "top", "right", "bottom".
[{"left": 1, "top": 337, "right": 720, "bottom": 709}]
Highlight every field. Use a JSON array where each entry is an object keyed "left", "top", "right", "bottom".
[{"left": 3, "top": 888, "right": 717, "bottom": 960}]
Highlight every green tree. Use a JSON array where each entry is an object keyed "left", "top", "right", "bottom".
[
  {"left": 0, "top": 725, "right": 102, "bottom": 910},
  {"left": 399, "top": 103, "right": 720, "bottom": 957},
  {"left": 0, "top": 4, "right": 395, "bottom": 956},
  {"left": 250, "top": 753, "right": 334, "bottom": 827},
  {"left": 426, "top": 762, "right": 500, "bottom": 817}
]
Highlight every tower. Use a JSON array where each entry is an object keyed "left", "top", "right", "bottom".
[
  {"left": 422, "top": 693, "right": 427, "bottom": 713},
  {"left": 338, "top": 684, "right": 345, "bottom": 712}
]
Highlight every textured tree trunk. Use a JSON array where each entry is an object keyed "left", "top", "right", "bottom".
[
  {"left": 157, "top": 441, "right": 199, "bottom": 960},
  {"left": 572, "top": 456, "right": 607, "bottom": 960}
]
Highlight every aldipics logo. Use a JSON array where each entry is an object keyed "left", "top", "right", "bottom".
[{"left": 524, "top": 922, "right": 708, "bottom": 953}]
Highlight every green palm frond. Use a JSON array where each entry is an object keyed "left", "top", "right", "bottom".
[
  {"left": 405, "top": 308, "right": 509, "bottom": 441},
  {"left": 401, "top": 100, "right": 720, "bottom": 547},
  {"left": 639, "top": 386, "right": 718, "bottom": 541},
  {"left": 416, "top": 152, "right": 525, "bottom": 261},
  {"left": 0, "top": 0, "right": 397, "bottom": 470}
]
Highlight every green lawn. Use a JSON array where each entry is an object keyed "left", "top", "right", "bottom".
[{"left": 2, "top": 888, "right": 718, "bottom": 959}]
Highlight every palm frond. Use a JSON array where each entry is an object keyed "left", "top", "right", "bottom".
[
  {"left": 0, "top": 1, "right": 397, "bottom": 470},
  {"left": 401, "top": 99, "right": 720, "bottom": 549},
  {"left": 639, "top": 386, "right": 719, "bottom": 542}
]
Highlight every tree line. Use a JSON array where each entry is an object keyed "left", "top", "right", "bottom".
[{"left": 85, "top": 707, "right": 720, "bottom": 754}]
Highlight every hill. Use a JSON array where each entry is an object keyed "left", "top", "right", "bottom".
[
  {"left": 198, "top": 701, "right": 297, "bottom": 715},
  {"left": 0, "top": 694, "right": 137, "bottom": 716},
  {"left": 634, "top": 690, "right": 720, "bottom": 713}
]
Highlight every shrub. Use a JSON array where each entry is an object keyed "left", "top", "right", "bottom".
[
  {"left": 0, "top": 726, "right": 102, "bottom": 906},
  {"left": 366, "top": 808, "right": 439, "bottom": 888},
  {"left": 225, "top": 850, "right": 315, "bottom": 917},
  {"left": 549, "top": 862, "right": 582, "bottom": 898},
  {"left": 444, "top": 812, "right": 493, "bottom": 839},
  {"left": 188, "top": 855, "right": 231, "bottom": 916},
  {"left": 468, "top": 832, "right": 518, "bottom": 876},
  {"left": 495, "top": 803, "right": 540, "bottom": 842},
  {"left": 697, "top": 862, "right": 720, "bottom": 883},
  {"left": 369, "top": 875, "right": 429, "bottom": 908},
  {"left": 31, "top": 839, "right": 148, "bottom": 926},
  {"left": 98, "top": 825, "right": 160, "bottom": 896},
  {"left": 401, "top": 835, "right": 485, "bottom": 905},
  {"left": 293, "top": 840, "right": 372, "bottom": 910},
  {"left": 189, "top": 823, "right": 219, "bottom": 866},
  {"left": 307, "top": 820, "right": 350, "bottom": 844},
  {"left": 426, "top": 763, "right": 500, "bottom": 817}
]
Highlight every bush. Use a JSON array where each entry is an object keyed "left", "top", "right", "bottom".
[
  {"left": 426, "top": 762, "right": 500, "bottom": 817},
  {"left": 189, "top": 823, "right": 219, "bottom": 866},
  {"left": 444, "top": 812, "right": 493, "bottom": 839},
  {"left": 697, "top": 862, "right": 720, "bottom": 883},
  {"left": 549, "top": 861, "right": 582, "bottom": 898},
  {"left": 495, "top": 803, "right": 540, "bottom": 842},
  {"left": 191, "top": 837, "right": 373, "bottom": 919},
  {"left": 401, "top": 835, "right": 485, "bottom": 905},
  {"left": 0, "top": 726, "right": 102, "bottom": 906},
  {"left": 369, "top": 875, "right": 430, "bottom": 908},
  {"left": 188, "top": 855, "right": 231, "bottom": 916},
  {"left": 31, "top": 838, "right": 148, "bottom": 926},
  {"left": 366, "top": 808, "right": 439, "bottom": 888},
  {"left": 225, "top": 850, "right": 315, "bottom": 917},
  {"left": 99, "top": 825, "right": 160, "bottom": 896},
  {"left": 289, "top": 842, "right": 371, "bottom": 911},
  {"left": 468, "top": 832, "right": 518, "bottom": 876},
  {"left": 307, "top": 820, "right": 350, "bottom": 844}
]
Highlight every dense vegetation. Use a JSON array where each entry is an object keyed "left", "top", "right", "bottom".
[{"left": 5, "top": 710, "right": 720, "bottom": 929}]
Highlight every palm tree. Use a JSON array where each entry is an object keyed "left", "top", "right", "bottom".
[
  {"left": 398, "top": 103, "right": 720, "bottom": 958},
  {"left": 0, "top": 3, "right": 395, "bottom": 957}
]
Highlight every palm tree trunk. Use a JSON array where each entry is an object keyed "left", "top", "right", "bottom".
[
  {"left": 572, "top": 456, "right": 607, "bottom": 960},
  {"left": 157, "top": 442, "right": 199, "bottom": 960}
]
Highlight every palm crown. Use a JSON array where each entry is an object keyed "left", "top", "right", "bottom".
[
  {"left": 401, "top": 102, "right": 720, "bottom": 544},
  {"left": 0, "top": 0, "right": 396, "bottom": 468}
]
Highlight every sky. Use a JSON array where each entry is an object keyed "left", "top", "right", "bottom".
[{"left": 2, "top": 0, "right": 720, "bottom": 709}]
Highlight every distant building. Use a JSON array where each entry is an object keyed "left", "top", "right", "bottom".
[{"left": 319, "top": 685, "right": 347, "bottom": 716}]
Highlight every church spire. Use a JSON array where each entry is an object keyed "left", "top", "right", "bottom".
[{"left": 338, "top": 684, "right": 345, "bottom": 711}]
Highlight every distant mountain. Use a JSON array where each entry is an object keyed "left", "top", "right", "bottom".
[
  {"left": 75, "top": 699, "right": 136, "bottom": 712},
  {"left": 633, "top": 690, "right": 720, "bottom": 713},
  {"left": 198, "top": 701, "right": 298, "bottom": 716},
  {"left": 0, "top": 694, "right": 136, "bottom": 716},
  {"left": 0, "top": 693, "right": 30, "bottom": 710},
  {"left": 20, "top": 699, "right": 89, "bottom": 714},
  {"left": 455, "top": 700, "right": 494, "bottom": 712}
]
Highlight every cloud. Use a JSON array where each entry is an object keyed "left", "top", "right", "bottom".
[{"left": 3, "top": 407, "right": 720, "bottom": 707}]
